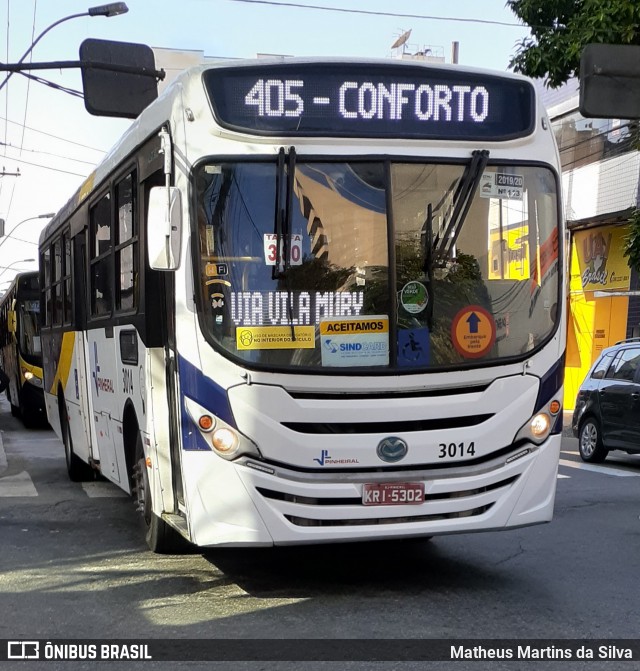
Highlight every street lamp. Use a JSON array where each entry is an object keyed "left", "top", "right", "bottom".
[
  {"left": 0, "top": 258, "right": 36, "bottom": 282},
  {"left": 0, "top": 213, "right": 55, "bottom": 252},
  {"left": 0, "top": 3, "right": 129, "bottom": 93}
]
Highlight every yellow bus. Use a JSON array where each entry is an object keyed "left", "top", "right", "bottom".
[{"left": 0, "top": 271, "right": 47, "bottom": 427}]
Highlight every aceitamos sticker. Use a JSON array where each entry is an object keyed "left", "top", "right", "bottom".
[{"left": 319, "top": 316, "right": 389, "bottom": 367}]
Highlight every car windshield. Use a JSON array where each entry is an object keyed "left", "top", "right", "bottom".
[{"left": 194, "top": 159, "right": 560, "bottom": 372}]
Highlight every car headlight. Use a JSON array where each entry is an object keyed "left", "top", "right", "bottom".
[
  {"left": 514, "top": 398, "right": 562, "bottom": 445},
  {"left": 184, "top": 395, "right": 261, "bottom": 461}
]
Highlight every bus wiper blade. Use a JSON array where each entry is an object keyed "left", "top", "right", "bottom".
[
  {"left": 271, "top": 146, "right": 296, "bottom": 341},
  {"left": 284, "top": 147, "right": 297, "bottom": 341},
  {"left": 272, "top": 147, "right": 286, "bottom": 280},
  {"left": 433, "top": 149, "right": 489, "bottom": 263},
  {"left": 422, "top": 202, "right": 434, "bottom": 331},
  {"left": 283, "top": 147, "right": 296, "bottom": 279}
]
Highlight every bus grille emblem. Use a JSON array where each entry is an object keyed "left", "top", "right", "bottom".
[{"left": 376, "top": 437, "right": 408, "bottom": 463}]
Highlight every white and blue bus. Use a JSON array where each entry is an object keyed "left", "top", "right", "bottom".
[{"left": 39, "top": 58, "right": 566, "bottom": 552}]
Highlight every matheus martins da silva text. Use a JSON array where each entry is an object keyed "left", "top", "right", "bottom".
[{"left": 450, "top": 644, "right": 633, "bottom": 660}]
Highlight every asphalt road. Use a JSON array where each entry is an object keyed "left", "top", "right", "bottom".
[{"left": 1, "top": 397, "right": 639, "bottom": 670}]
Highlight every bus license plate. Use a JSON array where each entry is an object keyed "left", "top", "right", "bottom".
[{"left": 362, "top": 482, "right": 424, "bottom": 506}]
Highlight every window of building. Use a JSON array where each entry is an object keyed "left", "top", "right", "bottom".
[{"left": 552, "top": 112, "right": 637, "bottom": 172}]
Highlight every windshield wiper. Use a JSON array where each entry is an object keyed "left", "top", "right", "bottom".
[
  {"left": 272, "top": 147, "right": 286, "bottom": 280},
  {"left": 284, "top": 147, "right": 296, "bottom": 341},
  {"left": 422, "top": 202, "right": 434, "bottom": 331},
  {"left": 432, "top": 149, "right": 489, "bottom": 264},
  {"left": 272, "top": 147, "right": 297, "bottom": 340}
]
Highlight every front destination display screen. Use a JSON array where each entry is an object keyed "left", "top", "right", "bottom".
[{"left": 203, "top": 63, "right": 535, "bottom": 140}]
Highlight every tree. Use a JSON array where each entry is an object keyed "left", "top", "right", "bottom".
[
  {"left": 507, "top": 0, "right": 640, "bottom": 87},
  {"left": 507, "top": 0, "right": 640, "bottom": 272}
]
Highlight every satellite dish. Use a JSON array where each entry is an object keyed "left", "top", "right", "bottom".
[{"left": 391, "top": 29, "right": 412, "bottom": 50}]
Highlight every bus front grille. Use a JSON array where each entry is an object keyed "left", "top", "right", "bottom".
[
  {"left": 256, "top": 475, "right": 518, "bottom": 506},
  {"left": 281, "top": 414, "right": 493, "bottom": 434},
  {"left": 284, "top": 505, "right": 493, "bottom": 527}
]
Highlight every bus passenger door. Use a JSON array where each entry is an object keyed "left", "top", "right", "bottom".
[
  {"left": 68, "top": 233, "right": 98, "bottom": 470},
  {"left": 68, "top": 330, "right": 96, "bottom": 466},
  {"left": 86, "top": 328, "right": 121, "bottom": 484}
]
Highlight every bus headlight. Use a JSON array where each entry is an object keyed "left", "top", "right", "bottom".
[
  {"left": 23, "top": 370, "right": 42, "bottom": 387},
  {"left": 514, "top": 398, "right": 561, "bottom": 445},
  {"left": 212, "top": 427, "right": 239, "bottom": 454},
  {"left": 530, "top": 413, "right": 551, "bottom": 438},
  {"left": 184, "top": 395, "right": 260, "bottom": 461}
]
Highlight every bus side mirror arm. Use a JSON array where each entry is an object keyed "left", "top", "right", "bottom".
[
  {"left": 148, "top": 126, "right": 182, "bottom": 271},
  {"left": 7, "top": 309, "right": 16, "bottom": 334}
]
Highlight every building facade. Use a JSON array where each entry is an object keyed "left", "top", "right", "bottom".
[{"left": 544, "top": 80, "right": 640, "bottom": 410}]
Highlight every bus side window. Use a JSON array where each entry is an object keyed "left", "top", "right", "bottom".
[{"left": 90, "top": 193, "right": 113, "bottom": 317}]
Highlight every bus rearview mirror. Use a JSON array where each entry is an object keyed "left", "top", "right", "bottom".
[
  {"left": 147, "top": 186, "right": 182, "bottom": 270},
  {"left": 7, "top": 310, "right": 16, "bottom": 333}
]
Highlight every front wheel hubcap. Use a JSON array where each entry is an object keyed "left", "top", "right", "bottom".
[{"left": 580, "top": 423, "right": 597, "bottom": 457}]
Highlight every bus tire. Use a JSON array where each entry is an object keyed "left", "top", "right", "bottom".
[
  {"left": 132, "top": 434, "right": 185, "bottom": 554},
  {"left": 21, "top": 405, "right": 37, "bottom": 429},
  {"left": 9, "top": 389, "right": 20, "bottom": 417},
  {"left": 62, "top": 406, "right": 94, "bottom": 482}
]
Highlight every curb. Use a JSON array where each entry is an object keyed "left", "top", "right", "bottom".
[{"left": 562, "top": 411, "right": 574, "bottom": 438}]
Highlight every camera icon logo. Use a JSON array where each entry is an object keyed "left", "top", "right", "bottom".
[{"left": 7, "top": 641, "right": 40, "bottom": 660}]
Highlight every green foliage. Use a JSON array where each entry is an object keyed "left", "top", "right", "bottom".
[
  {"left": 507, "top": 0, "right": 640, "bottom": 87},
  {"left": 624, "top": 209, "right": 640, "bottom": 274},
  {"left": 508, "top": 0, "right": 640, "bottom": 273}
]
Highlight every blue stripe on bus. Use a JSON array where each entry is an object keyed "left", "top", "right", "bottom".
[{"left": 178, "top": 354, "right": 237, "bottom": 451}]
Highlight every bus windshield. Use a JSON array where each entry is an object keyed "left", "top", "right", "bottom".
[
  {"left": 195, "top": 160, "right": 559, "bottom": 372},
  {"left": 19, "top": 299, "right": 42, "bottom": 364}
]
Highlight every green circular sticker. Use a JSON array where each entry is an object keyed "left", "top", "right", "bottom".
[{"left": 400, "top": 281, "right": 428, "bottom": 314}]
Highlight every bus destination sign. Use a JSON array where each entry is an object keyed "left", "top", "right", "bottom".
[{"left": 203, "top": 63, "right": 535, "bottom": 140}]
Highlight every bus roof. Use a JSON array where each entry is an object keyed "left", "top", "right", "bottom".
[{"left": 39, "top": 57, "right": 540, "bottom": 246}]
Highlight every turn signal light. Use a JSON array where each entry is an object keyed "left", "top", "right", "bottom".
[
  {"left": 549, "top": 400, "right": 561, "bottom": 415},
  {"left": 198, "top": 415, "right": 215, "bottom": 432}
]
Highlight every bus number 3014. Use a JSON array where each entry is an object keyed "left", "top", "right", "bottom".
[
  {"left": 123, "top": 368, "right": 134, "bottom": 395},
  {"left": 438, "top": 442, "right": 475, "bottom": 459}
]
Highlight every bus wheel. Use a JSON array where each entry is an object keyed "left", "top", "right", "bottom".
[
  {"left": 132, "top": 434, "right": 184, "bottom": 554},
  {"left": 62, "top": 410, "right": 94, "bottom": 482}
]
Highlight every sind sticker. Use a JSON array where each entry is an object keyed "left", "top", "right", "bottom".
[
  {"left": 236, "top": 325, "right": 315, "bottom": 350},
  {"left": 320, "top": 316, "right": 389, "bottom": 367}
]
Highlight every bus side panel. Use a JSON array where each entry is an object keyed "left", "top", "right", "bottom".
[
  {"left": 69, "top": 331, "right": 97, "bottom": 468},
  {"left": 43, "top": 330, "right": 95, "bottom": 467},
  {"left": 145, "top": 345, "right": 179, "bottom": 518},
  {"left": 4, "top": 334, "right": 20, "bottom": 410}
]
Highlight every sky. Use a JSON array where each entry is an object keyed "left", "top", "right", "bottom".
[{"left": 0, "top": 0, "right": 531, "bottom": 287}]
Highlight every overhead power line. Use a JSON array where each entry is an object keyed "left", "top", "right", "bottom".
[
  {"left": 4, "top": 154, "right": 88, "bottom": 177},
  {"left": 0, "top": 115, "right": 106, "bottom": 153},
  {"left": 0, "top": 140, "right": 97, "bottom": 166},
  {"left": 225, "top": 0, "right": 524, "bottom": 28}
]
